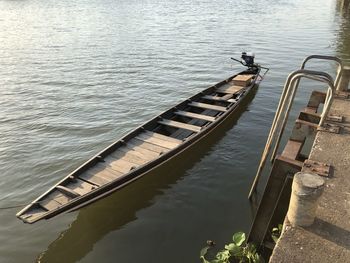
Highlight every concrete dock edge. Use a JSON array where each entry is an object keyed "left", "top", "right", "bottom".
[{"left": 269, "top": 94, "right": 350, "bottom": 262}]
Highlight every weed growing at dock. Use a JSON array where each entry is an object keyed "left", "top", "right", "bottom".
[{"left": 200, "top": 232, "right": 264, "bottom": 263}]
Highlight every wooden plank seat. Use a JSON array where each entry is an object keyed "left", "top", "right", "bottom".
[
  {"left": 222, "top": 94, "right": 234, "bottom": 100},
  {"left": 65, "top": 179, "right": 96, "bottom": 196},
  {"left": 158, "top": 119, "right": 202, "bottom": 133},
  {"left": 202, "top": 95, "right": 232, "bottom": 102},
  {"left": 174, "top": 110, "right": 216, "bottom": 122},
  {"left": 216, "top": 85, "right": 244, "bottom": 94},
  {"left": 171, "top": 108, "right": 216, "bottom": 139},
  {"left": 56, "top": 185, "right": 80, "bottom": 198},
  {"left": 219, "top": 94, "right": 238, "bottom": 103},
  {"left": 202, "top": 95, "right": 237, "bottom": 104},
  {"left": 188, "top": 102, "right": 227, "bottom": 112}
]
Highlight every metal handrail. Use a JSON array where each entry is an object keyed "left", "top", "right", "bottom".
[
  {"left": 300, "top": 55, "right": 343, "bottom": 90},
  {"left": 270, "top": 71, "right": 335, "bottom": 162},
  {"left": 248, "top": 69, "right": 335, "bottom": 199},
  {"left": 262, "top": 56, "right": 343, "bottom": 167},
  {"left": 267, "top": 55, "right": 342, "bottom": 163}
]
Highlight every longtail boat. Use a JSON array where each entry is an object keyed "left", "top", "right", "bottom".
[{"left": 17, "top": 54, "right": 267, "bottom": 223}]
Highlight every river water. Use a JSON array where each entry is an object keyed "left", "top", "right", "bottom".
[{"left": 0, "top": 0, "right": 349, "bottom": 262}]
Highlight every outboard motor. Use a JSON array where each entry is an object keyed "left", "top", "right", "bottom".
[
  {"left": 231, "top": 52, "right": 258, "bottom": 69},
  {"left": 241, "top": 52, "right": 255, "bottom": 67},
  {"left": 231, "top": 52, "right": 269, "bottom": 76},
  {"left": 230, "top": 52, "right": 269, "bottom": 83}
]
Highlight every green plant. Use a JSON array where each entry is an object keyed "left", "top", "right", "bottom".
[
  {"left": 200, "top": 232, "right": 264, "bottom": 263},
  {"left": 271, "top": 224, "right": 283, "bottom": 243}
]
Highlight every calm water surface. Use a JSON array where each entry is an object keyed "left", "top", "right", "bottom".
[{"left": 0, "top": 0, "right": 349, "bottom": 262}]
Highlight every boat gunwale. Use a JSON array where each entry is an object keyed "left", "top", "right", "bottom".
[{"left": 17, "top": 68, "right": 261, "bottom": 223}]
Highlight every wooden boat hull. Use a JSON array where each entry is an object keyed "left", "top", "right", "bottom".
[{"left": 17, "top": 67, "right": 262, "bottom": 223}]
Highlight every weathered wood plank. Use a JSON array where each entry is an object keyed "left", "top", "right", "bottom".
[
  {"left": 81, "top": 171, "right": 110, "bottom": 186},
  {"left": 216, "top": 85, "right": 244, "bottom": 94},
  {"left": 66, "top": 179, "right": 96, "bottom": 196},
  {"left": 171, "top": 108, "right": 217, "bottom": 139},
  {"left": 56, "top": 186, "right": 80, "bottom": 198},
  {"left": 50, "top": 190, "right": 74, "bottom": 204},
  {"left": 21, "top": 208, "right": 47, "bottom": 221},
  {"left": 136, "top": 133, "right": 179, "bottom": 149},
  {"left": 174, "top": 110, "right": 216, "bottom": 122},
  {"left": 119, "top": 146, "right": 157, "bottom": 161},
  {"left": 97, "top": 164, "right": 124, "bottom": 178},
  {"left": 232, "top": 74, "right": 254, "bottom": 86},
  {"left": 188, "top": 102, "right": 227, "bottom": 112},
  {"left": 222, "top": 94, "right": 234, "bottom": 100},
  {"left": 110, "top": 150, "right": 148, "bottom": 165},
  {"left": 158, "top": 119, "right": 202, "bottom": 132},
  {"left": 105, "top": 157, "right": 139, "bottom": 173},
  {"left": 282, "top": 140, "right": 303, "bottom": 160},
  {"left": 39, "top": 198, "right": 61, "bottom": 211},
  {"left": 128, "top": 138, "right": 169, "bottom": 154},
  {"left": 202, "top": 95, "right": 231, "bottom": 102},
  {"left": 144, "top": 130, "right": 183, "bottom": 144},
  {"left": 125, "top": 144, "right": 162, "bottom": 158},
  {"left": 79, "top": 165, "right": 121, "bottom": 186},
  {"left": 202, "top": 93, "right": 237, "bottom": 103}
]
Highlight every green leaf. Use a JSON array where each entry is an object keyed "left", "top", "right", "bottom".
[
  {"left": 200, "top": 246, "right": 210, "bottom": 257},
  {"left": 271, "top": 224, "right": 283, "bottom": 243},
  {"left": 224, "top": 243, "right": 236, "bottom": 251},
  {"left": 247, "top": 243, "right": 257, "bottom": 253},
  {"left": 233, "top": 232, "right": 246, "bottom": 246},
  {"left": 216, "top": 250, "right": 230, "bottom": 261},
  {"left": 224, "top": 243, "right": 241, "bottom": 256}
]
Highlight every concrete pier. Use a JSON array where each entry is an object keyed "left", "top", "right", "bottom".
[{"left": 269, "top": 93, "right": 350, "bottom": 262}]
